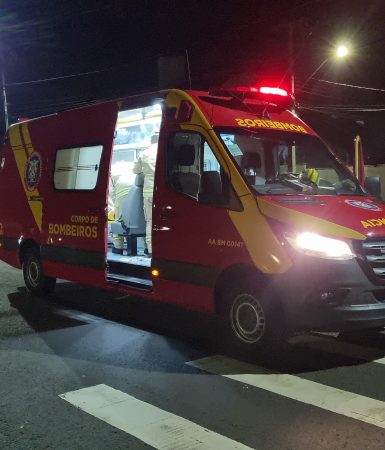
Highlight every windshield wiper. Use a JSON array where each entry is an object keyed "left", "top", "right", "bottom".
[
  {"left": 266, "top": 173, "right": 317, "bottom": 193},
  {"left": 332, "top": 179, "right": 363, "bottom": 195},
  {"left": 266, "top": 174, "right": 365, "bottom": 196}
]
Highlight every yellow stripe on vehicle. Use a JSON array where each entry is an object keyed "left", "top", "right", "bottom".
[
  {"left": 9, "top": 124, "right": 43, "bottom": 231},
  {"left": 229, "top": 194, "right": 292, "bottom": 273},
  {"left": 21, "top": 122, "right": 35, "bottom": 156},
  {"left": 258, "top": 198, "right": 366, "bottom": 240}
]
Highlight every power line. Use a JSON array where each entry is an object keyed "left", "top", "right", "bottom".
[
  {"left": 312, "top": 78, "right": 385, "bottom": 92},
  {"left": 10, "top": 85, "right": 159, "bottom": 119},
  {"left": 296, "top": 88, "right": 338, "bottom": 99},
  {"left": 301, "top": 102, "right": 385, "bottom": 109},
  {"left": 6, "top": 66, "right": 126, "bottom": 87},
  {"left": 300, "top": 105, "right": 385, "bottom": 112},
  {"left": 302, "top": 102, "right": 385, "bottom": 107},
  {"left": 5, "top": 49, "right": 158, "bottom": 87}
]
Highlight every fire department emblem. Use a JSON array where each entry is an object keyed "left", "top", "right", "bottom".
[
  {"left": 25, "top": 152, "right": 42, "bottom": 191},
  {"left": 344, "top": 200, "right": 381, "bottom": 211}
]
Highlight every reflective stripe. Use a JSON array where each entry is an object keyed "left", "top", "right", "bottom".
[
  {"left": 152, "top": 258, "right": 220, "bottom": 288},
  {"left": 9, "top": 124, "right": 43, "bottom": 231},
  {"left": 41, "top": 245, "right": 105, "bottom": 269},
  {"left": 0, "top": 235, "right": 105, "bottom": 270},
  {"left": 0, "top": 236, "right": 19, "bottom": 251}
]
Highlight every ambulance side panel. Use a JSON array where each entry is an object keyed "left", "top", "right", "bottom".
[{"left": 0, "top": 102, "right": 118, "bottom": 287}]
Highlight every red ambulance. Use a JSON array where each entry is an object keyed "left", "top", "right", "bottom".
[{"left": 1, "top": 85, "right": 385, "bottom": 350}]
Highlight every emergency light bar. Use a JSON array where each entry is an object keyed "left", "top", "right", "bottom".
[
  {"left": 208, "top": 85, "right": 293, "bottom": 111},
  {"left": 259, "top": 86, "right": 288, "bottom": 96}
]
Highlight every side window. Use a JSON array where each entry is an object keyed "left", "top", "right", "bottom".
[
  {"left": 199, "top": 142, "right": 225, "bottom": 204},
  {"left": 54, "top": 145, "right": 103, "bottom": 190},
  {"left": 203, "top": 142, "right": 221, "bottom": 172},
  {"left": 168, "top": 132, "right": 201, "bottom": 199},
  {"left": 168, "top": 132, "right": 241, "bottom": 209}
]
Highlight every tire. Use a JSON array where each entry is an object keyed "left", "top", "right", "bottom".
[
  {"left": 220, "top": 279, "right": 287, "bottom": 353},
  {"left": 22, "top": 248, "right": 56, "bottom": 295}
]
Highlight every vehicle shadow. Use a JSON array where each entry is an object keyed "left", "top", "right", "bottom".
[
  {"left": 8, "top": 281, "right": 221, "bottom": 367},
  {"left": 8, "top": 280, "right": 385, "bottom": 374},
  {"left": 7, "top": 287, "right": 87, "bottom": 333}
]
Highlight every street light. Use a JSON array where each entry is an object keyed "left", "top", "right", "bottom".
[
  {"left": 302, "top": 44, "right": 350, "bottom": 87},
  {"left": 336, "top": 45, "right": 349, "bottom": 58}
]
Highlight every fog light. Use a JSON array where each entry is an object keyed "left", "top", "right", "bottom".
[
  {"left": 320, "top": 291, "right": 335, "bottom": 301},
  {"left": 319, "top": 288, "right": 350, "bottom": 305}
]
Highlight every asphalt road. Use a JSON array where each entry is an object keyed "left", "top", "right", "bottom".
[{"left": 1, "top": 259, "right": 385, "bottom": 449}]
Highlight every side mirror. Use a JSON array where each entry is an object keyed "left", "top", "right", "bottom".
[{"left": 365, "top": 176, "right": 382, "bottom": 197}]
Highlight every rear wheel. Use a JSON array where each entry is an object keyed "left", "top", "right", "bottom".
[
  {"left": 220, "top": 279, "right": 287, "bottom": 353},
  {"left": 22, "top": 248, "right": 56, "bottom": 295}
]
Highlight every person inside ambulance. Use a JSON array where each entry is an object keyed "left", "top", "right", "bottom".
[
  {"left": 133, "top": 132, "right": 158, "bottom": 256},
  {"left": 109, "top": 155, "right": 135, "bottom": 254},
  {"left": 299, "top": 167, "right": 320, "bottom": 186}
]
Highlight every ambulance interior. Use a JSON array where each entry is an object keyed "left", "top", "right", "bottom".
[
  {"left": 106, "top": 104, "right": 220, "bottom": 289},
  {"left": 106, "top": 105, "right": 161, "bottom": 289}
]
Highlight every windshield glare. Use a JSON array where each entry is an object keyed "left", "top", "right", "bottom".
[{"left": 219, "top": 129, "right": 364, "bottom": 196}]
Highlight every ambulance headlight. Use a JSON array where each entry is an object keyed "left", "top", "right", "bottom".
[{"left": 285, "top": 232, "right": 354, "bottom": 260}]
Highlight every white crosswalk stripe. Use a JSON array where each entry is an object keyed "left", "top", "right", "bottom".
[
  {"left": 59, "top": 384, "right": 254, "bottom": 450},
  {"left": 186, "top": 355, "right": 385, "bottom": 429}
]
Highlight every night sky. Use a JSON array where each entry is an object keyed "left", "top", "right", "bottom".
[{"left": 1, "top": 0, "right": 385, "bottom": 162}]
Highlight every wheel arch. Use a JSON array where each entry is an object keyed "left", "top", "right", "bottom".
[
  {"left": 19, "top": 238, "right": 40, "bottom": 266},
  {"left": 20, "top": 238, "right": 56, "bottom": 295},
  {"left": 214, "top": 263, "right": 270, "bottom": 315}
]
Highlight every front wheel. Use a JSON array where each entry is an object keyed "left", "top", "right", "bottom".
[
  {"left": 22, "top": 249, "right": 56, "bottom": 295},
  {"left": 221, "top": 280, "right": 287, "bottom": 353}
]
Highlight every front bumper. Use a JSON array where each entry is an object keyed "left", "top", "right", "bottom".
[{"left": 269, "top": 254, "right": 385, "bottom": 332}]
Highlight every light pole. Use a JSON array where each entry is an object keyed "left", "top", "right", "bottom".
[
  {"left": 0, "top": 31, "right": 9, "bottom": 130},
  {"left": 1, "top": 70, "right": 8, "bottom": 130}
]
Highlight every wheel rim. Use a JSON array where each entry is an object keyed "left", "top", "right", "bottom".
[
  {"left": 230, "top": 293, "right": 266, "bottom": 343},
  {"left": 27, "top": 258, "right": 41, "bottom": 287}
]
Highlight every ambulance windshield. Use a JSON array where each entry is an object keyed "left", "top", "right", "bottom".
[{"left": 218, "top": 129, "right": 364, "bottom": 196}]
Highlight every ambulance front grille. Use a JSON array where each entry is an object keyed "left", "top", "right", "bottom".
[{"left": 362, "top": 239, "right": 385, "bottom": 281}]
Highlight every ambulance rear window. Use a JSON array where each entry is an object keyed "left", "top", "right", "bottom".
[{"left": 54, "top": 145, "right": 103, "bottom": 190}]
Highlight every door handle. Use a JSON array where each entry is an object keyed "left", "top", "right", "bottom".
[{"left": 160, "top": 206, "right": 175, "bottom": 219}]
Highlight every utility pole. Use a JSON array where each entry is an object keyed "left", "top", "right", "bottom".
[
  {"left": 0, "top": 31, "right": 9, "bottom": 130},
  {"left": 288, "top": 22, "right": 295, "bottom": 97},
  {"left": 185, "top": 49, "right": 192, "bottom": 89},
  {"left": 1, "top": 70, "right": 8, "bottom": 129}
]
